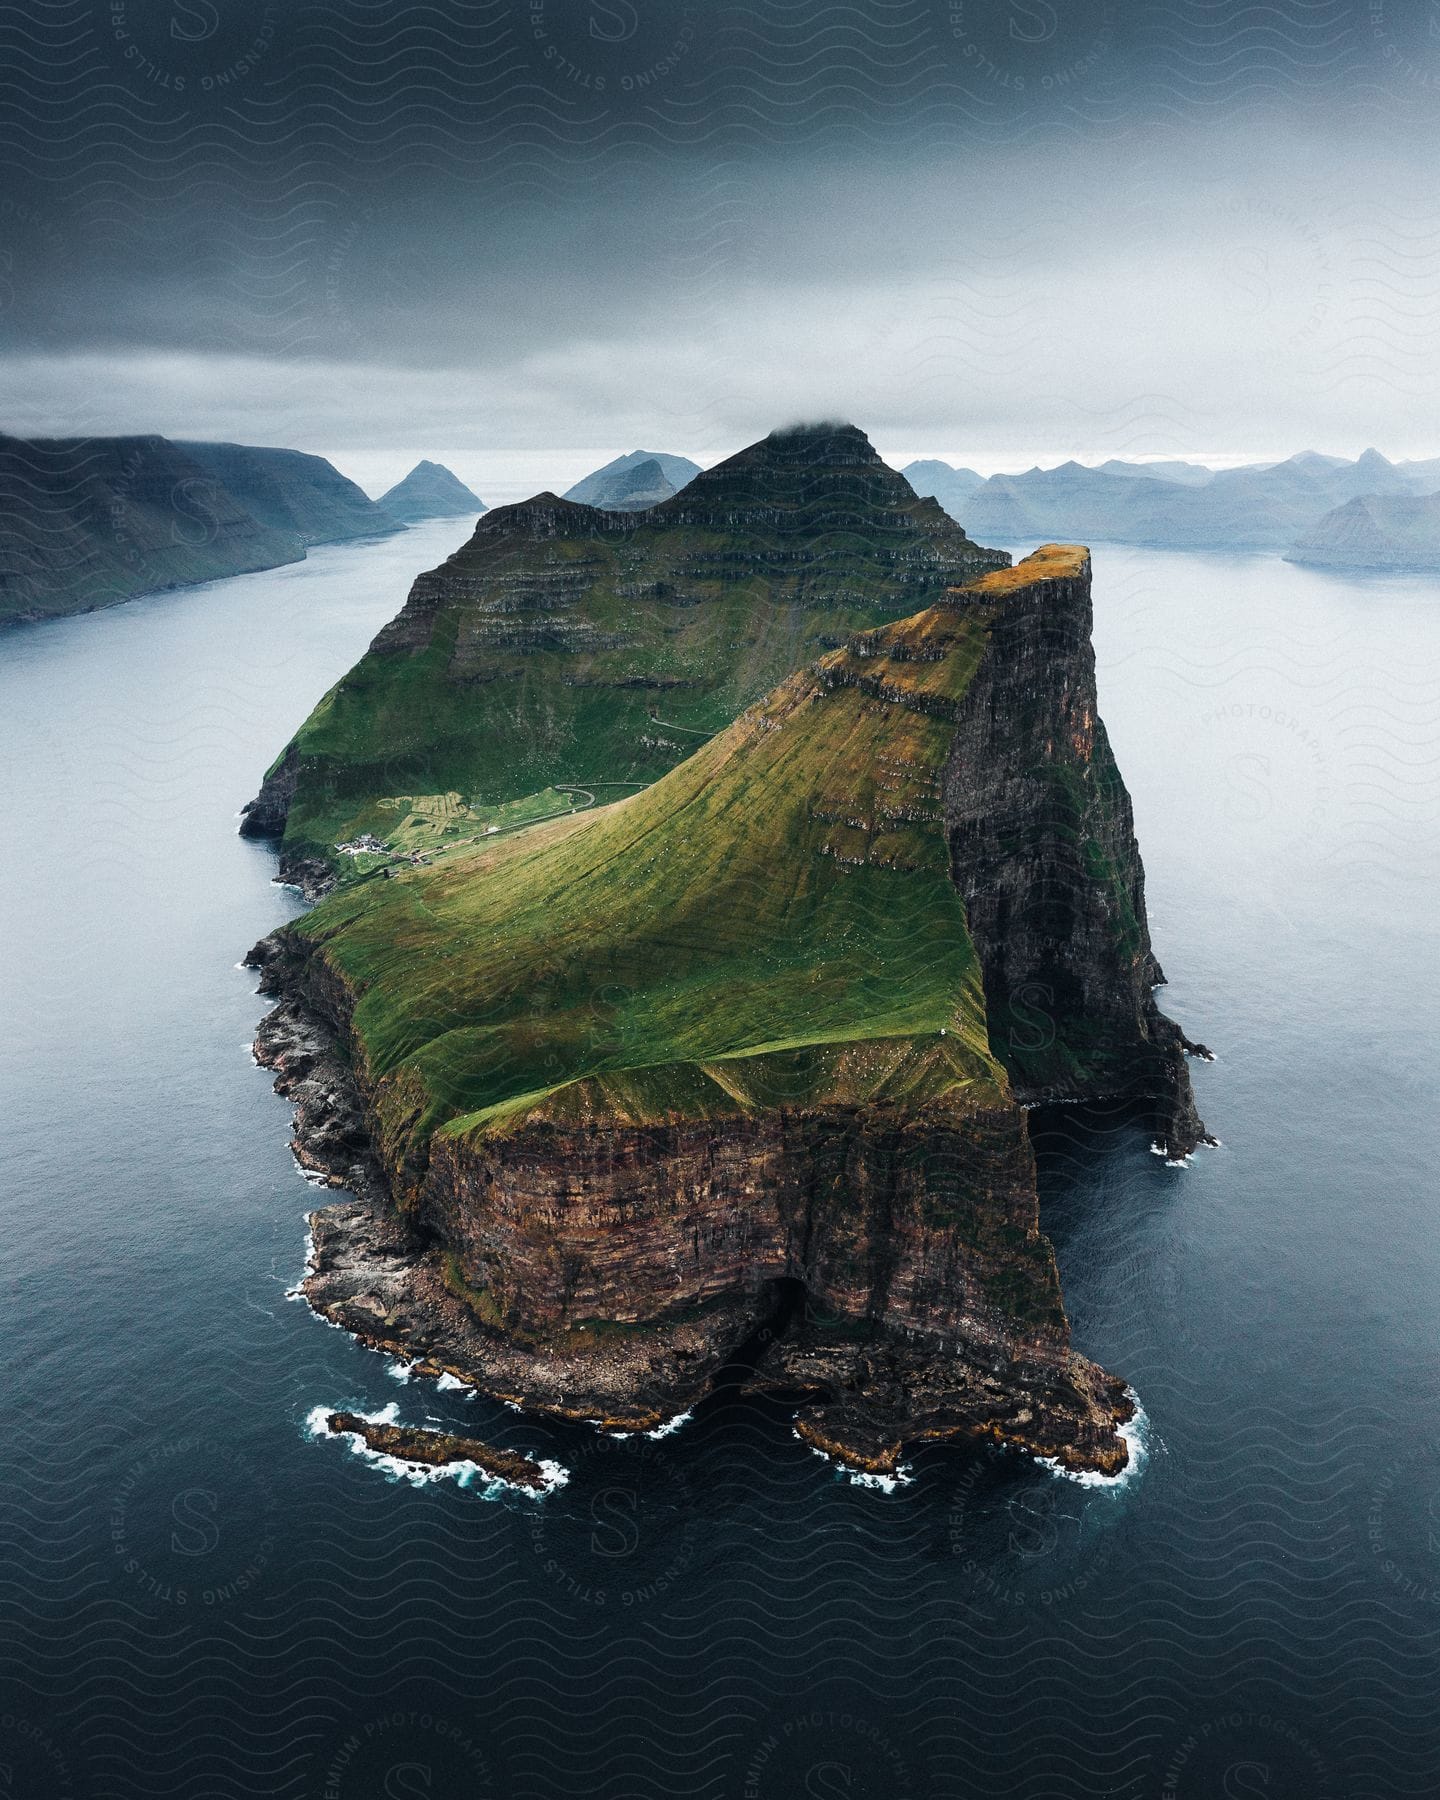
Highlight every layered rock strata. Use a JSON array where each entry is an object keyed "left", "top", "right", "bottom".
[
  {"left": 939, "top": 557, "right": 1212, "bottom": 1156},
  {"left": 249, "top": 543, "right": 1207, "bottom": 1478},
  {"left": 241, "top": 423, "right": 1009, "bottom": 889}
]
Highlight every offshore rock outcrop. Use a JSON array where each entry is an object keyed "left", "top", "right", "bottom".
[
  {"left": 248, "top": 542, "right": 1207, "bottom": 1480},
  {"left": 323, "top": 1413, "right": 552, "bottom": 1490}
]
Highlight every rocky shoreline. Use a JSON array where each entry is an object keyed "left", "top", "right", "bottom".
[
  {"left": 256, "top": 981, "right": 779, "bottom": 1433},
  {"left": 252, "top": 971, "right": 1138, "bottom": 1480}
]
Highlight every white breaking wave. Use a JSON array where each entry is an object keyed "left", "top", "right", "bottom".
[
  {"left": 796, "top": 1431, "right": 915, "bottom": 1493},
  {"left": 643, "top": 1410, "right": 694, "bottom": 1441},
  {"left": 1039, "top": 1388, "right": 1149, "bottom": 1490}
]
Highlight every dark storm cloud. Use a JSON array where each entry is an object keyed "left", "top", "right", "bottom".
[{"left": 2, "top": 1, "right": 1439, "bottom": 459}]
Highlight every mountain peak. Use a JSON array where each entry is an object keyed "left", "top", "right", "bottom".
[
  {"left": 379, "top": 459, "right": 485, "bottom": 523},
  {"left": 1281, "top": 450, "right": 1350, "bottom": 472},
  {"left": 651, "top": 421, "right": 936, "bottom": 525},
  {"left": 759, "top": 420, "right": 881, "bottom": 466},
  {"left": 563, "top": 448, "right": 702, "bottom": 506},
  {"left": 571, "top": 456, "right": 676, "bottom": 512}
]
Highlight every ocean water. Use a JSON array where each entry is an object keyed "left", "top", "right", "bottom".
[{"left": 1, "top": 532, "right": 1438, "bottom": 1798}]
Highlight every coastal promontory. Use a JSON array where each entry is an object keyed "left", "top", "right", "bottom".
[{"left": 248, "top": 526, "right": 1209, "bottom": 1480}]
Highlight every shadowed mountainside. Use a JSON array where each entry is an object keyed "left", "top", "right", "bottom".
[
  {"left": 0, "top": 432, "right": 420, "bottom": 627},
  {"left": 0, "top": 433, "right": 306, "bottom": 626},
  {"left": 242, "top": 423, "right": 1010, "bottom": 891},
  {"left": 177, "top": 441, "right": 397, "bottom": 545}
]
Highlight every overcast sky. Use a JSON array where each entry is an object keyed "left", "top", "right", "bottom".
[{"left": 4, "top": 0, "right": 1440, "bottom": 484}]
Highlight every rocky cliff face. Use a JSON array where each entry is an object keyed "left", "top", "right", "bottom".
[
  {"left": 250, "top": 928, "right": 1130, "bottom": 1476},
  {"left": 941, "top": 556, "right": 1210, "bottom": 1157},
  {"left": 247, "top": 543, "right": 1207, "bottom": 1480}
]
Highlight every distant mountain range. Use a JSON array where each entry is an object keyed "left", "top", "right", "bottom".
[
  {"left": 1288, "top": 491, "right": 1440, "bottom": 572},
  {"left": 899, "top": 459, "right": 983, "bottom": 519},
  {"left": 902, "top": 449, "right": 1440, "bottom": 559},
  {"left": 563, "top": 450, "right": 703, "bottom": 510},
  {"left": 10, "top": 428, "right": 1438, "bottom": 629},
  {"left": 0, "top": 437, "right": 482, "bottom": 626}
]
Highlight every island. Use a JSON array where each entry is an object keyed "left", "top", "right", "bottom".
[
  {"left": 247, "top": 500, "right": 1210, "bottom": 1480},
  {"left": 562, "top": 449, "right": 702, "bottom": 507},
  {"left": 378, "top": 460, "right": 486, "bottom": 524},
  {"left": 1286, "top": 488, "right": 1440, "bottom": 572},
  {"left": 566, "top": 455, "right": 679, "bottom": 510}
]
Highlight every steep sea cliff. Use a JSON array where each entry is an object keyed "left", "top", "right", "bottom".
[{"left": 247, "top": 545, "right": 1207, "bottom": 1480}]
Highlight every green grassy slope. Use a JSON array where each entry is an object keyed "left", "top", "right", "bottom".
[
  {"left": 254, "top": 424, "right": 1008, "bottom": 879},
  {"left": 289, "top": 556, "right": 1084, "bottom": 1161}
]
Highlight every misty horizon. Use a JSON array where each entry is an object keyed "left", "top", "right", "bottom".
[
  {"left": 300, "top": 440, "right": 1440, "bottom": 513},
  {"left": 6, "top": 4, "right": 1440, "bottom": 466}
]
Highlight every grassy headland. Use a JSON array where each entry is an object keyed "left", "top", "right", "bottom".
[{"left": 286, "top": 558, "right": 1091, "bottom": 1156}]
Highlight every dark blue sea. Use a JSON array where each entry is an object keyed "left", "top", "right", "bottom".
[{"left": 3, "top": 525, "right": 1438, "bottom": 1798}]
